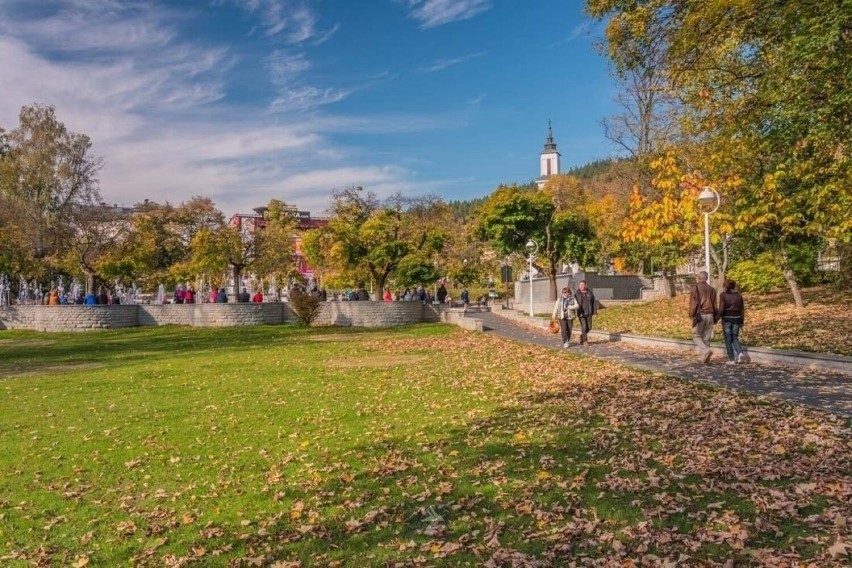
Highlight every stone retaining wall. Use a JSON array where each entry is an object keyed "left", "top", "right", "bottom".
[{"left": 0, "top": 302, "right": 446, "bottom": 332}]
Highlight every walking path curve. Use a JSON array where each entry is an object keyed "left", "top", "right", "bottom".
[{"left": 466, "top": 310, "right": 852, "bottom": 418}]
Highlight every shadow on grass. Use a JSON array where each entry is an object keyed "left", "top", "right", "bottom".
[
  {"left": 177, "top": 390, "right": 791, "bottom": 567},
  {"left": 0, "top": 325, "right": 451, "bottom": 379}
]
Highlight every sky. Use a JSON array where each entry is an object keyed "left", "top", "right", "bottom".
[{"left": 0, "top": 0, "right": 620, "bottom": 217}]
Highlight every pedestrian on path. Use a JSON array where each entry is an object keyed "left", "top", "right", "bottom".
[
  {"left": 718, "top": 279, "right": 746, "bottom": 365},
  {"left": 551, "top": 286, "right": 578, "bottom": 348},
  {"left": 689, "top": 271, "right": 718, "bottom": 364},
  {"left": 574, "top": 280, "right": 597, "bottom": 346}
]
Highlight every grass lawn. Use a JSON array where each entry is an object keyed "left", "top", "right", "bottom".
[
  {"left": 594, "top": 286, "right": 852, "bottom": 356},
  {"left": 1, "top": 324, "right": 850, "bottom": 566}
]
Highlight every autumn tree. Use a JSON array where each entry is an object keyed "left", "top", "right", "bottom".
[
  {"left": 303, "top": 187, "right": 449, "bottom": 298},
  {"left": 587, "top": 0, "right": 852, "bottom": 304},
  {"left": 0, "top": 103, "right": 102, "bottom": 272},
  {"left": 61, "top": 205, "right": 132, "bottom": 293}
]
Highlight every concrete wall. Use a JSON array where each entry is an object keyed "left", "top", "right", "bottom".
[
  {"left": 313, "top": 301, "right": 431, "bottom": 328},
  {"left": 514, "top": 272, "right": 697, "bottom": 307},
  {"left": 0, "top": 301, "right": 447, "bottom": 332}
]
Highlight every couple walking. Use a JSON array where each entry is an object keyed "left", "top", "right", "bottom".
[
  {"left": 551, "top": 281, "right": 596, "bottom": 348},
  {"left": 690, "top": 271, "right": 746, "bottom": 365}
]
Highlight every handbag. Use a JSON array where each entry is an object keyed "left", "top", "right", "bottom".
[{"left": 548, "top": 320, "right": 560, "bottom": 334}]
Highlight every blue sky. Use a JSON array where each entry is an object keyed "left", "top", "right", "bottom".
[{"left": 0, "top": 0, "right": 619, "bottom": 216}]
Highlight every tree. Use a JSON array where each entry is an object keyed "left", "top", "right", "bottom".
[
  {"left": 476, "top": 181, "right": 597, "bottom": 301},
  {"left": 587, "top": 0, "right": 852, "bottom": 303},
  {"left": 0, "top": 104, "right": 102, "bottom": 265},
  {"left": 250, "top": 199, "right": 298, "bottom": 281},
  {"left": 0, "top": 195, "right": 33, "bottom": 278},
  {"left": 304, "top": 187, "right": 449, "bottom": 298},
  {"left": 61, "top": 205, "right": 131, "bottom": 294}
]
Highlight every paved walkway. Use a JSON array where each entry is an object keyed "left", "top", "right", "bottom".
[{"left": 467, "top": 311, "right": 852, "bottom": 417}]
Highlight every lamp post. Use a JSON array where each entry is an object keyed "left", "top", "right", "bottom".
[
  {"left": 697, "top": 186, "right": 720, "bottom": 275},
  {"left": 525, "top": 239, "right": 538, "bottom": 317}
]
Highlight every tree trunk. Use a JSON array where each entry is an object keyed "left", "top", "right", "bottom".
[
  {"left": 231, "top": 264, "right": 242, "bottom": 299},
  {"left": 374, "top": 274, "right": 385, "bottom": 302},
  {"left": 547, "top": 265, "right": 558, "bottom": 301},
  {"left": 838, "top": 243, "right": 851, "bottom": 290},
  {"left": 661, "top": 270, "right": 676, "bottom": 298},
  {"left": 710, "top": 234, "right": 731, "bottom": 290},
  {"left": 778, "top": 249, "right": 805, "bottom": 307}
]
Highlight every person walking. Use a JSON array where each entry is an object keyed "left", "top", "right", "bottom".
[
  {"left": 460, "top": 287, "right": 470, "bottom": 314},
  {"left": 551, "top": 286, "right": 578, "bottom": 348},
  {"left": 689, "top": 271, "right": 718, "bottom": 364},
  {"left": 718, "top": 279, "right": 746, "bottom": 365},
  {"left": 574, "top": 280, "right": 597, "bottom": 346}
]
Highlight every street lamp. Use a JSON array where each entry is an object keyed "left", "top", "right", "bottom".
[
  {"left": 697, "top": 186, "right": 720, "bottom": 275},
  {"left": 525, "top": 239, "right": 538, "bottom": 317}
]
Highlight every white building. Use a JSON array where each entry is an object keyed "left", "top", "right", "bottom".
[{"left": 535, "top": 121, "right": 561, "bottom": 189}]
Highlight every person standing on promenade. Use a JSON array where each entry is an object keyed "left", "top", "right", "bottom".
[
  {"left": 551, "top": 286, "right": 578, "bottom": 348},
  {"left": 689, "top": 271, "right": 718, "bottom": 364},
  {"left": 574, "top": 280, "right": 597, "bottom": 346},
  {"left": 436, "top": 284, "right": 447, "bottom": 305},
  {"left": 718, "top": 279, "right": 746, "bottom": 365}
]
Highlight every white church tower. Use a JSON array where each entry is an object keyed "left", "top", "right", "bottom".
[{"left": 535, "top": 120, "right": 561, "bottom": 189}]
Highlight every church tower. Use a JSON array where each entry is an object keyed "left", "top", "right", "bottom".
[{"left": 535, "top": 120, "right": 561, "bottom": 189}]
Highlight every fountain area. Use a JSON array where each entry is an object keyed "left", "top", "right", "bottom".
[
  {"left": 0, "top": 273, "right": 470, "bottom": 331},
  {"left": 0, "top": 301, "right": 444, "bottom": 331}
]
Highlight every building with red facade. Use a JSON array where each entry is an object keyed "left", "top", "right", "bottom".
[{"left": 228, "top": 206, "right": 328, "bottom": 277}]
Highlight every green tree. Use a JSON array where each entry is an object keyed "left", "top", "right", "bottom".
[
  {"left": 0, "top": 103, "right": 102, "bottom": 271},
  {"left": 476, "top": 181, "right": 597, "bottom": 301},
  {"left": 61, "top": 205, "right": 132, "bottom": 294},
  {"left": 304, "top": 187, "right": 449, "bottom": 299}
]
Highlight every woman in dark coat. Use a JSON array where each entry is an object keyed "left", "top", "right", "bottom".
[{"left": 718, "top": 280, "right": 746, "bottom": 364}]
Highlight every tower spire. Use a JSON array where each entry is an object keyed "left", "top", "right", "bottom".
[
  {"left": 536, "top": 120, "right": 561, "bottom": 189},
  {"left": 543, "top": 119, "right": 557, "bottom": 153}
]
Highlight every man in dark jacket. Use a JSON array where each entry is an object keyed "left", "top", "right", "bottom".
[
  {"left": 574, "top": 280, "right": 597, "bottom": 347},
  {"left": 689, "top": 271, "right": 717, "bottom": 363}
]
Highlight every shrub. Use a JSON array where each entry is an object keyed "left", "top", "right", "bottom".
[
  {"left": 727, "top": 253, "right": 785, "bottom": 293},
  {"left": 289, "top": 289, "right": 323, "bottom": 325}
]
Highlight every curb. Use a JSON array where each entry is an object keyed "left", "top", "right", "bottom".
[
  {"left": 487, "top": 308, "right": 852, "bottom": 375},
  {"left": 589, "top": 331, "right": 852, "bottom": 375}
]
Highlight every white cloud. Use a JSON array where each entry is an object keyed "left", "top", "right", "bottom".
[
  {"left": 0, "top": 0, "right": 175, "bottom": 52},
  {"left": 235, "top": 0, "right": 330, "bottom": 44},
  {"left": 417, "top": 51, "right": 486, "bottom": 73},
  {"left": 266, "top": 50, "right": 311, "bottom": 85},
  {"left": 0, "top": 1, "right": 450, "bottom": 216},
  {"left": 401, "top": 0, "right": 491, "bottom": 29},
  {"left": 269, "top": 86, "right": 349, "bottom": 112}
]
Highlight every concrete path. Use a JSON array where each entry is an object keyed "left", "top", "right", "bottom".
[{"left": 467, "top": 311, "right": 852, "bottom": 418}]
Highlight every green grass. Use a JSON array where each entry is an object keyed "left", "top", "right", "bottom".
[{"left": 0, "top": 325, "right": 850, "bottom": 566}]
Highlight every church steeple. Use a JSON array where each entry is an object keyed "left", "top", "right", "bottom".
[
  {"left": 536, "top": 120, "right": 561, "bottom": 189},
  {"left": 542, "top": 120, "right": 557, "bottom": 153}
]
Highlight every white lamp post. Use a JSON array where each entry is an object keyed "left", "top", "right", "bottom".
[
  {"left": 697, "top": 186, "right": 721, "bottom": 275},
  {"left": 525, "top": 239, "right": 538, "bottom": 317}
]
